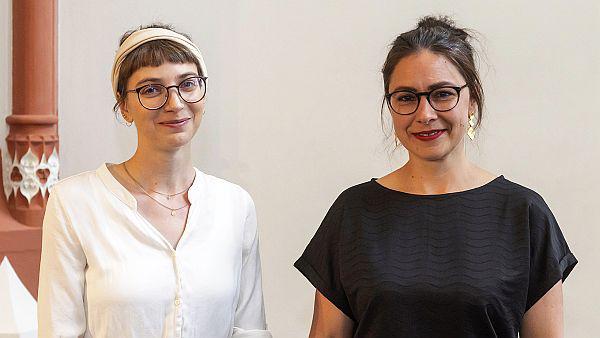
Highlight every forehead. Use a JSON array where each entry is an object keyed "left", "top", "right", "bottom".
[
  {"left": 127, "top": 62, "right": 198, "bottom": 86},
  {"left": 389, "top": 50, "right": 465, "bottom": 90}
]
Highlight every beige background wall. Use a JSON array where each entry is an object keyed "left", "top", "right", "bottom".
[{"left": 1, "top": 0, "right": 598, "bottom": 336}]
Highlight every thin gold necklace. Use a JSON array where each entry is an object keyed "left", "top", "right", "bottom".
[
  {"left": 148, "top": 185, "right": 189, "bottom": 200},
  {"left": 123, "top": 162, "right": 191, "bottom": 216}
]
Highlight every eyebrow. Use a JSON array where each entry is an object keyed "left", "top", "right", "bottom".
[
  {"left": 135, "top": 77, "right": 162, "bottom": 87},
  {"left": 178, "top": 72, "right": 199, "bottom": 79},
  {"left": 390, "top": 81, "right": 458, "bottom": 93},
  {"left": 134, "top": 73, "right": 200, "bottom": 87}
]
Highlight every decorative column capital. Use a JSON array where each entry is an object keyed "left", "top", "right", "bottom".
[{"left": 2, "top": 146, "right": 59, "bottom": 204}]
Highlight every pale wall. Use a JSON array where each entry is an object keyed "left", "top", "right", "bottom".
[{"left": 1, "top": 0, "right": 598, "bottom": 337}]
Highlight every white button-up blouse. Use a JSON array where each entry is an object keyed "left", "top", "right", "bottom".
[{"left": 38, "top": 164, "right": 271, "bottom": 338}]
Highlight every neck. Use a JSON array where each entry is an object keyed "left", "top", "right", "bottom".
[
  {"left": 125, "top": 145, "right": 195, "bottom": 194},
  {"left": 398, "top": 143, "right": 477, "bottom": 194}
]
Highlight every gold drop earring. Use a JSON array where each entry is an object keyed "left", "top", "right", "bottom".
[{"left": 467, "top": 114, "right": 476, "bottom": 140}]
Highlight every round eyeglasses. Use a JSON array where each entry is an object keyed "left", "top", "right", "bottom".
[
  {"left": 126, "top": 76, "right": 207, "bottom": 110},
  {"left": 385, "top": 84, "right": 468, "bottom": 115}
]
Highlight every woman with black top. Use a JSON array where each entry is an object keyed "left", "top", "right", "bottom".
[{"left": 294, "top": 16, "right": 577, "bottom": 338}]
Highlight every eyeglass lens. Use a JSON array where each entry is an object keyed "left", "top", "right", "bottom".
[
  {"left": 138, "top": 77, "right": 206, "bottom": 109},
  {"left": 389, "top": 87, "right": 460, "bottom": 115}
]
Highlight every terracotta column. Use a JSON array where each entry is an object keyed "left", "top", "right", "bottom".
[
  {"left": 4, "top": 0, "right": 59, "bottom": 227},
  {"left": 0, "top": 0, "right": 58, "bottom": 299}
]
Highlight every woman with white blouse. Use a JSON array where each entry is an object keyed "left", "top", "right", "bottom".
[{"left": 37, "top": 23, "right": 271, "bottom": 338}]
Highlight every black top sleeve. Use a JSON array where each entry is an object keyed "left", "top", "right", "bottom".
[
  {"left": 526, "top": 196, "right": 578, "bottom": 311},
  {"left": 294, "top": 195, "right": 354, "bottom": 320}
]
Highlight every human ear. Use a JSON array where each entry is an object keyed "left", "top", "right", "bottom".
[{"left": 117, "top": 95, "right": 132, "bottom": 123}]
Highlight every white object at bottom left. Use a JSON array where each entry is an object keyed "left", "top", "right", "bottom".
[{"left": 0, "top": 257, "right": 37, "bottom": 338}]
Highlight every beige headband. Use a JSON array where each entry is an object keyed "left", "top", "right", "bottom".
[{"left": 110, "top": 27, "right": 207, "bottom": 100}]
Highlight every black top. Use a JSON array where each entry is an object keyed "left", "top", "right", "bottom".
[{"left": 294, "top": 176, "right": 577, "bottom": 338}]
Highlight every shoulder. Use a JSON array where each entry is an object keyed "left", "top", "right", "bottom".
[
  {"left": 334, "top": 180, "right": 379, "bottom": 206},
  {"left": 317, "top": 180, "right": 380, "bottom": 221},
  {"left": 491, "top": 177, "right": 561, "bottom": 231},
  {"left": 200, "top": 171, "right": 252, "bottom": 198},
  {"left": 493, "top": 176, "right": 549, "bottom": 209},
  {"left": 49, "top": 168, "right": 102, "bottom": 199},
  {"left": 197, "top": 170, "right": 254, "bottom": 206},
  {"left": 44, "top": 168, "right": 105, "bottom": 227}
]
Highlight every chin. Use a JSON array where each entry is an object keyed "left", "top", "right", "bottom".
[
  {"left": 408, "top": 145, "right": 453, "bottom": 162},
  {"left": 159, "top": 134, "right": 194, "bottom": 150},
  {"left": 418, "top": 152, "right": 449, "bottom": 162},
  {"left": 413, "top": 141, "right": 465, "bottom": 162}
]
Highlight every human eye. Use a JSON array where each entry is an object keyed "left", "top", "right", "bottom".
[
  {"left": 431, "top": 88, "right": 457, "bottom": 100},
  {"left": 393, "top": 92, "right": 417, "bottom": 104},
  {"left": 179, "top": 78, "right": 199, "bottom": 91},
  {"left": 139, "top": 85, "right": 163, "bottom": 97}
]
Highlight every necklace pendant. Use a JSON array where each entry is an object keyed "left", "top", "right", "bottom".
[
  {"left": 171, "top": 210, "right": 175, "bottom": 216},
  {"left": 166, "top": 195, "right": 171, "bottom": 200}
]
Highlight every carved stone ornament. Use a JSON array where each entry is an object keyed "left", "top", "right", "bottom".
[{"left": 2, "top": 148, "right": 59, "bottom": 204}]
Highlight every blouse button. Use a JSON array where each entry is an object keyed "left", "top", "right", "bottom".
[{"left": 175, "top": 297, "right": 181, "bottom": 306}]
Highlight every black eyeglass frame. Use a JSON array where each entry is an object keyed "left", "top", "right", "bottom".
[
  {"left": 385, "top": 83, "right": 469, "bottom": 115},
  {"left": 125, "top": 76, "right": 208, "bottom": 110}
]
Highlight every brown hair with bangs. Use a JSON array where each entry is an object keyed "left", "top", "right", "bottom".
[{"left": 113, "top": 23, "right": 203, "bottom": 112}]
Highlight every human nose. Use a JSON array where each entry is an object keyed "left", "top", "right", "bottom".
[
  {"left": 163, "top": 87, "right": 185, "bottom": 112},
  {"left": 414, "top": 94, "right": 437, "bottom": 125}
]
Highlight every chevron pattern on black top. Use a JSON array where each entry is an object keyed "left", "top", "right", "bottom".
[{"left": 295, "top": 176, "right": 577, "bottom": 338}]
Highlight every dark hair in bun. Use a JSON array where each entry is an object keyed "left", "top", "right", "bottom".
[{"left": 382, "top": 15, "right": 484, "bottom": 129}]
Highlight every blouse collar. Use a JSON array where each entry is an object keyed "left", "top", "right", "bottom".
[{"left": 96, "top": 163, "right": 204, "bottom": 210}]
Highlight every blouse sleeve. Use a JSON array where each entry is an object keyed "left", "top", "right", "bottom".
[
  {"left": 37, "top": 187, "right": 87, "bottom": 338},
  {"left": 232, "top": 193, "right": 272, "bottom": 338},
  {"left": 526, "top": 196, "right": 578, "bottom": 311},
  {"left": 294, "top": 194, "right": 353, "bottom": 320}
]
